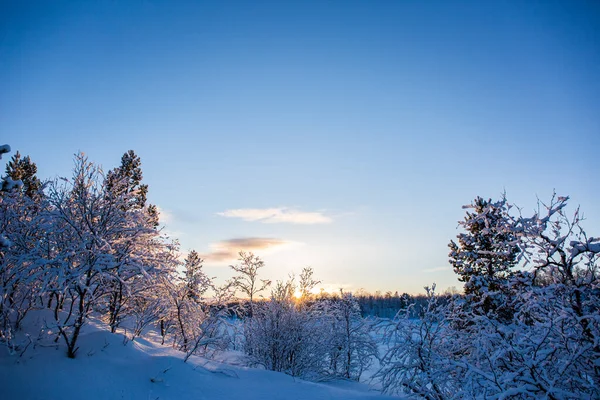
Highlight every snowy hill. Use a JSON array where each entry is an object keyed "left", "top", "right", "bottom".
[{"left": 0, "top": 321, "right": 395, "bottom": 400}]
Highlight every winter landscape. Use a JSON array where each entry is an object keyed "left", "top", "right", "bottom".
[{"left": 2, "top": 1, "right": 599, "bottom": 399}]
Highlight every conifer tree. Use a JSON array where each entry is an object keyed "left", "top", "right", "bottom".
[
  {"left": 105, "top": 150, "right": 148, "bottom": 210},
  {"left": 183, "top": 250, "right": 210, "bottom": 301},
  {"left": 106, "top": 151, "right": 161, "bottom": 229},
  {"left": 448, "top": 196, "right": 520, "bottom": 314},
  {"left": 3, "top": 151, "right": 41, "bottom": 198}
]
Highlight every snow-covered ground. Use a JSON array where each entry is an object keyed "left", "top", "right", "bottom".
[{"left": 0, "top": 318, "right": 397, "bottom": 400}]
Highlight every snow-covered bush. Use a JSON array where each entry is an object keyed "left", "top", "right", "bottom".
[
  {"left": 243, "top": 278, "right": 327, "bottom": 377},
  {"left": 157, "top": 251, "right": 234, "bottom": 361},
  {"left": 0, "top": 145, "right": 47, "bottom": 350},
  {"left": 243, "top": 271, "right": 378, "bottom": 381},
  {"left": 377, "top": 194, "right": 600, "bottom": 398},
  {"left": 376, "top": 286, "right": 464, "bottom": 398},
  {"left": 315, "top": 292, "right": 378, "bottom": 381},
  {"left": 0, "top": 188, "right": 45, "bottom": 335}
]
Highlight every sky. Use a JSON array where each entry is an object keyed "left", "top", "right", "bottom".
[{"left": 1, "top": 0, "right": 599, "bottom": 294}]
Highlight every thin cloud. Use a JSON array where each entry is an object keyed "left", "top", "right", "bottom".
[
  {"left": 201, "top": 237, "right": 296, "bottom": 263},
  {"left": 218, "top": 207, "right": 332, "bottom": 225}
]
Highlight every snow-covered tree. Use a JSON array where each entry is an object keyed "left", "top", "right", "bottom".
[
  {"left": 243, "top": 275, "right": 326, "bottom": 377},
  {"left": 230, "top": 251, "right": 271, "bottom": 315},
  {"left": 41, "top": 153, "right": 174, "bottom": 357},
  {"left": 105, "top": 150, "right": 148, "bottom": 211},
  {"left": 182, "top": 279, "right": 237, "bottom": 361},
  {"left": 155, "top": 250, "right": 232, "bottom": 360},
  {"left": 513, "top": 194, "right": 600, "bottom": 387},
  {"left": 242, "top": 268, "right": 377, "bottom": 381},
  {"left": 376, "top": 285, "right": 463, "bottom": 398},
  {"left": 0, "top": 190, "right": 45, "bottom": 333},
  {"left": 165, "top": 256, "right": 210, "bottom": 352},
  {"left": 101, "top": 150, "right": 162, "bottom": 332},
  {"left": 449, "top": 196, "right": 521, "bottom": 317},
  {"left": 316, "top": 292, "right": 378, "bottom": 380},
  {"left": 0, "top": 148, "right": 229, "bottom": 360},
  {"left": 0, "top": 146, "right": 46, "bottom": 347},
  {"left": 183, "top": 250, "right": 208, "bottom": 301},
  {"left": 3, "top": 151, "right": 42, "bottom": 199},
  {"left": 298, "top": 267, "right": 319, "bottom": 300},
  {"left": 0, "top": 201, "right": 40, "bottom": 344}
]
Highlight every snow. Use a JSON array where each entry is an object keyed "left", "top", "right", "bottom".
[
  {"left": 0, "top": 235, "right": 11, "bottom": 248},
  {"left": 0, "top": 317, "right": 397, "bottom": 400},
  {"left": 0, "top": 144, "right": 10, "bottom": 159},
  {"left": 570, "top": 238, "right": 600, "bottom": 256},
  {"left": 2, "top": 176, "right": 23, "bottom": 190}
]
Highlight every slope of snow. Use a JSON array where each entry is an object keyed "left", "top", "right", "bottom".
[{"left": 0, "top": 319, "right": 397, "bottom": 400}]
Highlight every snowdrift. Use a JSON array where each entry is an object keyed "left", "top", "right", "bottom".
[{"left": 0, "top": 321, "right": 394, "bottom": 400}]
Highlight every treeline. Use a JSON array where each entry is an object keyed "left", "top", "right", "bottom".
[
  {"left": 352, "top": 291, "right": 437, "bottom": 319},
  {"left": 224, "top": 291, "right": 435, "bottom": 320}
]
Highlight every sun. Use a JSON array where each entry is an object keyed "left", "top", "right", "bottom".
[{"left": 293, "top": 290, "right": 302, "bottom": 299}]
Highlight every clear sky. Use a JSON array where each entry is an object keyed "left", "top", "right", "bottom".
[{"left": 2, "top": 1, "right": 599, "bottom": 294}]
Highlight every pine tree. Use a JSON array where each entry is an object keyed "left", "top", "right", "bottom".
[
  {"left": 448, "top": 196, "right": 520, "bottom": 314},
  {"left": 183, "top": 250, "right": 211, "bottom": 301},
  {"left": 147, "top": 204, "right": 160, "bottom": 229},
  {"left": 106, "top": 150, "right": 161, "bottom": 230},
  {"left": 3, "top": 151, "right": 41, "bottom": 198},
  {"left": 105, "top": 150, "right": 148, "bottom": 210}
]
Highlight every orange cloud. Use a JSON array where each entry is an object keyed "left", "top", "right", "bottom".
[{"left": 200, "top": 237, "right": 296, "bottom": 263}]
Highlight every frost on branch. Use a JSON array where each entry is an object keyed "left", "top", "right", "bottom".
[
  {"left": 32, "top": 153, "right": 176, "bottom": 358},
  {"left": 0, "top": 145, "right": 10, "bottom": 159},
  {"left": 2, "top": 177, "right": 23, "bottom": 191},
  {"left": 242, "top": 270, "right": 377, "bottom": 381},
  {"left": 378, "top": 194, "right": 600, "bottom": 398}
]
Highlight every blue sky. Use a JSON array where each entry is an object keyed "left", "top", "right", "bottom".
[{"left": 2, "top": 1, "right": 599, "bottom": 294}]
